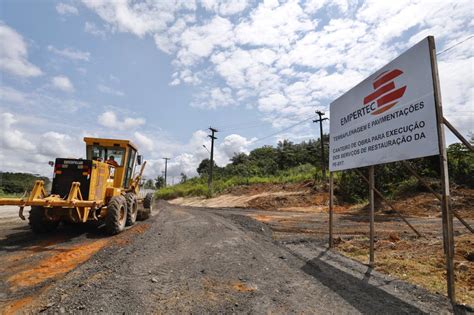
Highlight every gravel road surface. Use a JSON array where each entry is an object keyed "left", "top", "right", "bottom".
[{"left": 29, "top": 201, "right": 462, "bottom": 314}]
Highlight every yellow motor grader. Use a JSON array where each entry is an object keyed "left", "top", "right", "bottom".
[{"left": 0, "top": 137, "right": 154, "bottom": 235}]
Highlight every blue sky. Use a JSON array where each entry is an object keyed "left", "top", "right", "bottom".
[{"left": 1, "top": 0, "right": 473, "bottom": 182}]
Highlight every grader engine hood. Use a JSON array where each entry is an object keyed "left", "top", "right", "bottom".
[{"left": 52, "top": 159, "right": 92, "bottom": 199}]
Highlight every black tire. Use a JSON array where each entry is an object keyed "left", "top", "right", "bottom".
[
  {"left": 138, "top": 193, "right": 153, "bottom": 221},
  {"left": 29, "top": 206, "right": 59, "bottom": 233},
  {"left": 125, "top": 192, "right": 138, "bottom": 226},
  {"left": 105, "top": 195, "right": 127, "bottom": 235}
]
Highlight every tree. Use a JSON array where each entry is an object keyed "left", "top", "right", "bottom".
[
  {"left": 0, "top": 172, "right": 50, "bottom": 194},
  {"left": 180, "top": 172, "right": 188, "bottom": 184},
  {"left": 197, "top": 158, "right": 218, "bottom": 176},
  {"left": 447, "top": 143, "right": 474, "bottom": 187},
  {"left": 144, "top": 179, "right": 155, "bottom": 189},
  {"left": 154, "top": 176, "right": 165, "bottom": 189},
  {"left": 230, "top": 153, "right": 248, "bottom": 165}
]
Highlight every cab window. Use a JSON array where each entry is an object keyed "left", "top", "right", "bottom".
[
  {"left": 87, "top": 145, "right": 125, "bottom": 166},
  {"left": 123, "top": 148, "right": 136, "bottom": 187}
]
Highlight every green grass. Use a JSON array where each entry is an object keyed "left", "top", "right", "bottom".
[
  {"left": 155, "top": 164, "right": 318, "bottom": 200},
  {"left": 0, "top": 189, "right": 24, "bottom": 198}
]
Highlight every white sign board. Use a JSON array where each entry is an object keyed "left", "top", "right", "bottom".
[{"left": 329, "top": 37, "right": 440, "bottom": 171}]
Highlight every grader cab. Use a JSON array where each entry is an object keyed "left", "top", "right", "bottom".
[{"left": 0, "top": 137, "right": 154, "bottom": 235}]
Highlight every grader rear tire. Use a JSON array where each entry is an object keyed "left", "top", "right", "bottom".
[
  {"left": 137, "top": 193, "right": 153, "bottom": 221},
  {"left": 105, "top": 195, "right": 127, "bottom": 235},
  {"left": 125, "top": 192, "right": 138, "bottom": 226},
  {"left": 29, "top": 206, "right": 59, "bottom": 233}
]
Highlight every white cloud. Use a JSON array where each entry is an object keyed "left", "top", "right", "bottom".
[
  {"left": 303, "top": 0, "right": 350, "bottom": 14},
  {"left": 200, "top": 0, "right": 249, "bottom": 16},
  {"left": 0, "top": 113, "right": 36, "bottom": 151},
  {"left": 258, "top": 93, "right": 288, "bottom": 113},
  {"left": 192, "top": 87, "right": 235, "bottom": 109},
  {"left": 219, "top": 134, "right": 254, "bottom": 161},
  {"left": 38, "top": 132, "right": 72, "bottom": 158},
  {"left": 84, "top": 21, "right": 107, "bottom": 38},
  {"left": 51, "top": 75, "right": 75, "bottom": 92},
  {"left": 97, "top": 84, "right": 124, "bottom": 96},
  {"left": 77, "top": 67, "right": 87, "bottom": 75},
  {"left": 56, "top": 3, "right": 79, "bottom": 15},
  {"left": 165, "top": 153, "right": 197, "bottom": 178},
  {"left": 177, "top": 16, "right": 234, "bottom": 66},
  {"left": 81, "top": 0, "right": 195, "bottom": 37},
  {"left": 82, "top": 0, "right": 474, "bottom": 138},
  {"left": 134, "top": 131, "right": 154, "bottom": 151},
  {"left": 438, "top": 56, "right": 474, "bottom": 132},
  {"left": 48, "top": 45, "right": 90, "bottom": 61},
  {"left": 97, "top": 111, "right": 117, "bottom": 127},
  {"left": 149, "top": 130, "right": 254, "bottom": 178},
  {"left": 234, "top": 1, "right": 315, "bottom": 48},
  {"left": 1, "top": 86, "right": 88, "bottom": 113},
  {"left": 0, "top": 86, "right": 26, "bottom": 103},
  {"left": 0, "top": 22, "right": 42, "bottom": 77},
  {"left": 0, "top": 113, "right": 84, "bottom": 175},
  {"left": 98, "top": 111, "right": 145, "bottom": 130}
]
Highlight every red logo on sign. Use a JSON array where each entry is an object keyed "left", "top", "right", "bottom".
[{"left": 364, "top": 69, "right": 407, "bottom": 115}]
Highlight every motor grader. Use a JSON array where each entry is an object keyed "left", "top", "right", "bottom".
[{"left": 0, "top": 137, "right": 154, "bottom": 235}]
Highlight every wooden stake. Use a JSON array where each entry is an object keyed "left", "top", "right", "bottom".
[
  {"left": 329, "top": 171, "right": 334, "bottom": 248},
  {"left": 429, "top": 35, "right": 455, "bottom": 303},
  {"left": 355, "top": 169, "right": 422, "bottom": 237},
  {"left": 443, "top": 117, "right": 474, "bottom": 152},
  {"left": 369, "top": 166, "right": 375, "bottom": 267},
  {"left": 403, "top": 161, "right": 473, "bottom": 233}
]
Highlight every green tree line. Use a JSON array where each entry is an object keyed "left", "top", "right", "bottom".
[
  {"left": 0, "top": 172, "right": 50, "bottom": 195},
  {"left": 157, "top": 133, "right": 473, "bottom": 201}
]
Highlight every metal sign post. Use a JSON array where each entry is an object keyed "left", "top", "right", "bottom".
[{"left": 428, "top": 36, "right": 456, "bottom": 303}]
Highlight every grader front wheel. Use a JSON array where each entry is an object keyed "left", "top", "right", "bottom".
[
  {"left": 138, "top": 193, "right": 153, "bottom": 221},
  {"left": 105, "top": 195, "right": 127, "bottom": 235},
  {"left": 125, "top": 192, "right": 138, "bottom": 226}
]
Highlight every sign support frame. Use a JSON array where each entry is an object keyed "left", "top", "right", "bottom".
[
  {"left": 368, "top": 166, "right": 375, "bottom": 267},
  {"left": 327, "top": 35, "right": 458, "bottom": 304},
  {"left": 328, "top": 171, "right": 334, "bottom": 248},
  {"left": 428, "top": 36, "right": 455, "bottom": 303}
]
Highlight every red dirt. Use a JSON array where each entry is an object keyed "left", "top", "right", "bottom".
[
  {"left": 0, "top": 223, "right": 151, "bottom": 314},
  {"left": 7, "top": 239, "right": 109, "bottom": 290},
  {"left": 232, "top": 281, "right": 257, "bottom": 292},
  {"left": 2, "top": 295, "right": 35, "bottom": 315}
]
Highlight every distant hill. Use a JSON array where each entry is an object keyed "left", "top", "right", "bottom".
[{"left": 0, "top": 172, "right": 51, "bottom": 195}]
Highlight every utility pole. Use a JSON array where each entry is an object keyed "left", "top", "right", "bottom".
[
  {"left": 313, "top": 110, "right": 329, "bottom": 180},
  {"left": 207, "top": 127, "right": 218, "bottom": 197},
  {"left": 163, "top": 157, "right": 170, "bottom": 187}
]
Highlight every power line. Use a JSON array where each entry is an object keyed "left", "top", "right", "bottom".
[
  {"left": 220, "top": 122, "right": 269, "bottom": 133},
  {"left": 437, "top": 35, "right": 474, "bottom": 56},
  {"left": 214, "top": 119, "right": 266, "bottom": 129},
  {"left": 251, "top": 117, "right": 314, "bottom": 143},
  {"left": 211, "top": 113, "right": 314, "bottom": 132}
]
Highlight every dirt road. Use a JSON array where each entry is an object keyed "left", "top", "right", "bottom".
[{"left": 1, "top": 201, "right": 464, "bottom": 314}]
